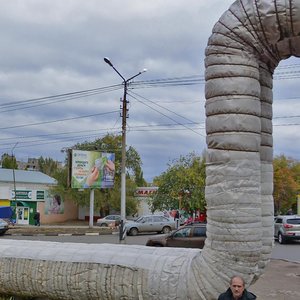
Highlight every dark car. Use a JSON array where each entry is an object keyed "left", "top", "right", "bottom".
[
  {"left": 0, "top": 218, "right": 9, "bottom": 235},
  {"left": 274, "top": 215, "right": 300, "bottom": 244},
  {"left": 146, "top": 224, "right": 206, "bottom": 248}
]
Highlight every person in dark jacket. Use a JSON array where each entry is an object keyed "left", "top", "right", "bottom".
[
  {"left": 34, "top": 210, "right": 40, "bottom": 226},
  {"left": 218, "top": 276, "right": 256, "bottom": 300}
]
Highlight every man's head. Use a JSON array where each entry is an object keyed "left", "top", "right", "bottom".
[{"left": 230, "top": 276, "right": 245, "bottom": 299}]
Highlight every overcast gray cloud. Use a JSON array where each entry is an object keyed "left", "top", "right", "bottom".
[{"left": 1, "top": 0, "right": 300, "bottom": 182}]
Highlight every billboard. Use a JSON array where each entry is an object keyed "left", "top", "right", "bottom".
[
  {"left": 71, "top": 150, "right": 115, "bottom": 189},
  {"left": 45, "top": 193, "right": 64, "bottom": 215}
]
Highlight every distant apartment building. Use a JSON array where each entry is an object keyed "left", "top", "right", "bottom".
[
  {"left": 1, "top": 154, "right": 63, "bottom": 171},
  {"left": 19, "top": 157, "right": 39, "bottom": 171},
  {"left": 0, "top": 154, "right": 39, "bottom": 171}
]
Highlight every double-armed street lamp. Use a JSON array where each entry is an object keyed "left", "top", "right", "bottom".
[{"left": 104, "top": 57, "right": 146, "bottom": 240}]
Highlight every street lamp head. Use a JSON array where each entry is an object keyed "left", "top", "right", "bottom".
[
  {"left": 141, "top": 68, "right": 147, "bottom": 73},
  {"left": 104, "top": 57, "right": 113, "bottom": 67}
]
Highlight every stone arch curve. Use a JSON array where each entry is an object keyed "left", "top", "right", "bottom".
[
  {"left": 0, "top": 1, "right": 299, "bottom": 299},
  {"left": 204, "top": 0, "right": 300, "bottom": 293}
]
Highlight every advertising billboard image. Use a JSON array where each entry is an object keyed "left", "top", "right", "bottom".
[
  {"left": 45, "top": 193, "right": 64, "bottom": 215},
  {"left": 71, "top": 150, "right": 115, "bottom": 189}
]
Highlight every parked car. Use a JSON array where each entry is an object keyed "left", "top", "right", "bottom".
[
  {"left": 125, "top": 215, "right": 175, "bottom": 236},
  {"left": 274, "top": 215, "right": 300, "bottom": 244},
  {"left": 146, "top": 224, "right": 207, "bottom": 248},
  {"left": 184, "top": 213, "right": 206, "bottom": 225},
  {"left": 0, "top": 218, "right": 9, "bottom": 235},
  {"left": 96, "top": 215, "right": 121, "bottom": 227}
]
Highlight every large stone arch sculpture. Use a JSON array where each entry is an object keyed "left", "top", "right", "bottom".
[{"left": 1, "top": 0, "right": 299, "bottom": 299}]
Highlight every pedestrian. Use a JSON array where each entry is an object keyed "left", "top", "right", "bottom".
[
  {"left": 174, "top": 210, "right": 180, "bottom": 228},
  {"left": 287, "top": 208, "right": 293, "bottom": 215},
  {"left": 218, "top": 275, "right": 256, "bottom": 300},
  {"left": 34, "top": 210, "right": 40, "bottom": 226}
]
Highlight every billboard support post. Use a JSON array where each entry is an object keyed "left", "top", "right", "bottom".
[{"left": 89, "top": 189, "right": 94, "bottom": 228}]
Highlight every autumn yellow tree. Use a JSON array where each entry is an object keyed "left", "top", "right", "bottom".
[{"left": 273, "top": 155, "right": 299, "bottom": 214}]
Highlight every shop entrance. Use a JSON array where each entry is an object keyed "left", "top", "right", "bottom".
[{"left": 16, "top": 206, "right": 30, "bottom": 225}]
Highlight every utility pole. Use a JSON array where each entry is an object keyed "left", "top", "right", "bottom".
[
  {"left": 104, "top": 57, "right": 146, "bottom": 241},
  {"left": 11, "top": 142, "right": 18, "bottom": 219}
]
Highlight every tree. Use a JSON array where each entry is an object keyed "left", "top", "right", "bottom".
[
  {"left": 38, "top": 156, "right": 60, "bottom": 177},
  {"left": 273, "top": 155, "right": 299, "bottom": 214},
  {"left": 1, "top": 153, "right": 18, "bottom": 169},
  {"left": 50, "top": 134, "right": 143, "bottom": 216},
  {"left": 135, "top": 169, "right": 147, "bottom": 187},
  {"left": 152, "top": 152, "right": 206, "bottom": 213}
]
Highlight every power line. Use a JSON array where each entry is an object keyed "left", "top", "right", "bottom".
[
  {"left": 0, "top": 64, "right": 300, "bottom": 154},
  {"left": 0, "top": 67, "right": 299, "bottom": 114},
  {"left": 129, "top": 91, "right": 198, "bottom": 124},
  {"left": 127, "top": 92, "right": 204, "bottom": 137},
  {"left": 0, "top": 110, "right": 119, "bottom": 130},
  {"left": 274, "top": 115, "right": 300, "bottom": 119},
  {"left": 0, "top": 85, "right": 122, "bottom": 114},
  {"left": 1, "top": 118, "right": 299, "bottom": 153},
  {"left": 0, "top": 84, "right": 122, "bottom": 108},
  {"left": 0, "top": 122, "right": 205, "bottom": 151}
]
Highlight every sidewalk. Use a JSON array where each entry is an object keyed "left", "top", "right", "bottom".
[
  {"left": 251, "top": 259, "right": 300, "bottom": 300},
  {"left": 6, "top": 221, "right": 117, "bottom": 236}
]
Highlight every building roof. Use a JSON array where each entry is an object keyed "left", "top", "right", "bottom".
[{"left": 0, "top": 168, "right": 57, "bottom": 185}]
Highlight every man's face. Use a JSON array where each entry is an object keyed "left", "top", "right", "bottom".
[{"left": 230, "top": 277, "right": 245, "bottom": 299}]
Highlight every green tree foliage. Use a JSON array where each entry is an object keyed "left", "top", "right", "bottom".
[
  {"left": 273, "top": 155, "right": 299, "bottom": 214},
  {"left": 38, "top": 156, "right": 60, "bottom": 177},
  {"left": 152, "top": 152, "right": 206, "bottom": 213},
  {"left": 50, "top": 134, "right": 143, "bottom": 216},
  {"left": 135, "top": 169, "right": 147, "bottom": 187},
  {"left": 1, "top": 153, "right": 18, "bottom": 169},
  {"left": 126, "top": 146, "right": 147, "bottom": 186}
]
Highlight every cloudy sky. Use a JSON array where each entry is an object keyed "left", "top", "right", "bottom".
[{"left": 0, "top": 0, "right": 300, "bottom": 182}]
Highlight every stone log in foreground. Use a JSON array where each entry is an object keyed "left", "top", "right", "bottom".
[{"left": 0, "top": 240, "right": 209, "bottom": 299}]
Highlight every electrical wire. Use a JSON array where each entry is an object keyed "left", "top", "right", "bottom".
[
  {"left": 0, "top": 65, "right": 299, "bottom": 113},
  {"left": 0, "top": 64, "right": 300, "bottom": 153},
  {"left": 0, "top": 111, "right": 119, "bottom": 130},
  {"left": 127, "top": 92, "right": 204, "bottom": 137}
]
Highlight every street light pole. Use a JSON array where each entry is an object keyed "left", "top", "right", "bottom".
[
  {"left": 11, "top": 142, "right": 18, "bottom": 214},
  {"left": 104, "top": 57, "right": 146, "bottom": 240}
]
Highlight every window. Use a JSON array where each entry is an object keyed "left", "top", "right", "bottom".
[
  {"left": 153, "top": 216, "right": 165, "bottom": 222},
  {"left": 287, "top": 219, "right": 300, "bottom": 225},
  {"left": 193, "top": 227, "right": 207, "bottom": 237},
  {"left": 174, "top": 227, "right": 191, "bottom": 237},
  {"left": 144, "top": 217, "right": 152, "bottom": 223}
]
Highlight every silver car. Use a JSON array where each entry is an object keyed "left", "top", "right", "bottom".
[
  {"left": 0, "top": 218, "right": 9, "bottom": 235},
  {"left": 125, "top": 215, "right": 175, "bottom": 236},
  {"left": 96, "top": 215, "right": 121, "bottom": 227},
  {"left": 274, "top": 215, "right": 300, "bottom": 244}
]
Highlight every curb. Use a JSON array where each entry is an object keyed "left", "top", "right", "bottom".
[{"left": 4, "top": 232, "right": 114, "bottom": 237}]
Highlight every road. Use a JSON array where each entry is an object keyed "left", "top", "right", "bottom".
[
  {"left": 1, "top": 232, "right": 151, "bottom": 245},
  {"left": 271, "top": 240, "right": 300, "bottom": 262},
  {"left": 1, "top": 233, "right": 300, "bottom": 262}
]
